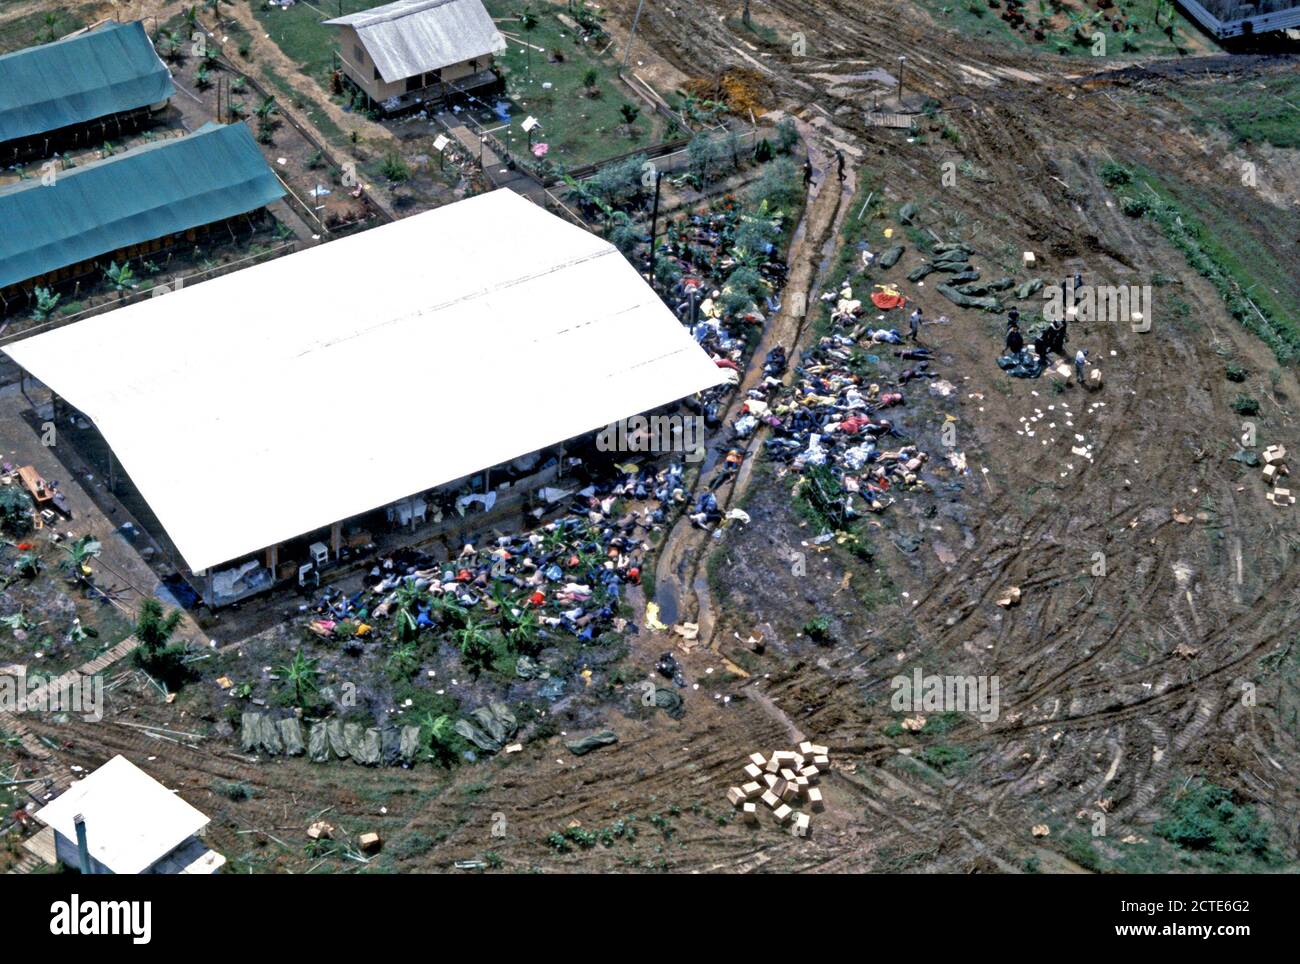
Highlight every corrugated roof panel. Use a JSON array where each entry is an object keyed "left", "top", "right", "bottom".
[
  {"left": 0, "top": 122, "right": 286, "bottom": 290},
  {"left": 326, "top": 0, "right": 506, "bottom": 83},
  {"left": 3, "top": 190, "right": 730, "bottom": 573},
  {"left": 0, "top": 21, "right": 175, "bottom": 144}
]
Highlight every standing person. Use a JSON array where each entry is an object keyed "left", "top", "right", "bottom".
[
  {"left": 1006, "top": 323, "right": 1024, "bottom": 355},
  {"left": 803, "top": 159, "right": 814, "bottom": 187},
  {"left": 1007, "top": 306, "right": 1020, "bottom": 328},
  {"left": 1074, "top": 347, "right": 1088, "bottom": 385},
  {"left": 908, "top": 306, "right": 923, "bottom": 342},
  {"left": 835, "top": 150, "right": 846, "bottom": 182}
]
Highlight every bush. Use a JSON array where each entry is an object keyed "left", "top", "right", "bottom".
[
  {"left": 212, "top": 780, "right": 254, "bottom": 801},
  {"left": 1099, "top": 161, "right": 1132, "bottom": 187},
  {"left": 1120, "top": 195, "right": 1153, "bottom": 218},
  {"left": 586, "top": 153, "right": 647, "bottom": 206},
  {"left": 687, "top": 133, "right": 734, "bottom": 186},
  {"left": 0, "top": 488, "right": 34, "bottom": 537},
  {"left": 1154, "top": 778, "right": 1278, "bottom": 863},
  {"left": 379, "top": 153, "right": 410, "bottom": 182},
  {"left": 774, "top": 117, "right": 799, "bottom": 154},
  {"left": 750, "top": 157, "right": 801, "bottom": 209},
  {"left": 801, "top": 615, "right": 832, "bottom": 642},
  {"left": 1231, "top": 393, "right": 1260, "bottom": 415}
]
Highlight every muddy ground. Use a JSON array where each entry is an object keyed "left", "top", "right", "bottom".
[{"left": 3, "top": 0, "right": 1298, "bottom": 873}]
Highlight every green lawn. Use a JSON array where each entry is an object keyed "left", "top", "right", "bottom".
[
  {"left": 1174, "top": 71, "right": 1300, "bottom": 149},
  {"left": 249, "top": 0, "right": 372, "bottom": 86},
  {"left": 911, "top": 0, "right": 1205, "bottom": 58},
  {"left": 482, "top": 1, "right": 668, "bottom": 168},
  {"left": 0, "top": 4, "right": 95, "bottom": 54}
]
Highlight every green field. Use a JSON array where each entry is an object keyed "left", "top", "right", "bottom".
[
  {"left": 486, "top": 0, "right": 668, "bottom": 168},
  {"left": 1174, "top": 72, "right": 1300, "bottom": 149},
  {"left": 250, "top": 0, "right": 372, "bottom": 86},
  {"left": 0, "top": 4, "right": 95, "bottom": 54},
  {"left": 912, "top": 0, "right": 1205, "bottom": 58}
]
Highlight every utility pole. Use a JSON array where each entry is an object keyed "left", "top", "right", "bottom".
[
  {"left": 621, "top": 0, "right": 648, "bottom": 72},
  {"left": 647, "top": 169, "right": 663, "bottom": 286}
]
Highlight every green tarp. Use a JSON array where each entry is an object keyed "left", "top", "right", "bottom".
[
  {"left": 0, "top": 21, "right": 175, "bottom": 144},
  {"left": 0, "top": 121, "right": 285, "bottom": 289}
]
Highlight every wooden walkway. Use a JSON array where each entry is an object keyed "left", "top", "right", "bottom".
[{"left": 3, "top": 637, "right": 139, "bottom": 873}]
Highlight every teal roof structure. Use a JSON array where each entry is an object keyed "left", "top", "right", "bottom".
[
  {"left": 0, "top": 122, "right": 285, "bottom": 290},
  {"left": 0, "top": 21, "right": 175, "bottom": 144}
]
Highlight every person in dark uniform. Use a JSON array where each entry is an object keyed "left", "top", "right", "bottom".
[{"left": 1006, "top": 324, "right": 1024, "bottom": 355}]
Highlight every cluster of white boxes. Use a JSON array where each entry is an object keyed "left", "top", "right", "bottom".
[
  {"left": 727, "top": 742, "right": 830, "bottom": 837},
  {"left": 1262, "top": 445, "right": 1293, "bottom": 507}
]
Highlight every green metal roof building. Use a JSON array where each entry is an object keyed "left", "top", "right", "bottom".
[
  {"left": 0, "top": 21, "right": 175, "bottom": 146},
  {"left": 0, "top": 122, "right": 286, "bottom": 295}
]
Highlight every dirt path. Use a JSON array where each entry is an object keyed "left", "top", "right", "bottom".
[{"left": 648, "top": 117, "right": 852, "bottom": 648}]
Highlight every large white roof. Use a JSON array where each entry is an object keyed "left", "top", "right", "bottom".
[
  {"left": 34, "top": 755, "right": 209, "bottom": 875},
  {"left": 5, "top": 189, "right": 727, "bottom": 573}
]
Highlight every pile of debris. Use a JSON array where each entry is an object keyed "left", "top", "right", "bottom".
[
  {"left": 1262, "top": 444, "right": 1293, "bottom": 507},
  {"left": 726, "top": 741, "right": 830, "bottom": 837}
]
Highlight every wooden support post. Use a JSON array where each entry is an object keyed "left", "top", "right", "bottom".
[
  {"left": 266, "top": 544, "right": 279, "bottom": 576},
  {"left": 331, "top": 521, "right": 342, "bottom": 557}
]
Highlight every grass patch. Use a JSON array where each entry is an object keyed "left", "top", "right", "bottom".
[
  {"left": 1174, "top": 71, "right": 1300, "bottom": 149},
  {"left": 1102, "top": 162, "right": 1300, "bottom": 364},
  {"left": 486, "top": 0, "right": 667, "bottom": 168}
]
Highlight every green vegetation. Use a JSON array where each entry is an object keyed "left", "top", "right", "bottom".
[
  {"left": 1101, "top": 163, "right": 1300, "bottom": 364},
  {"left": 487, "top": 0, "right": 666, "bottom": 168},
  {"left": 1153, "top": 778, "right": 1279, "bottom": 864},
  {"left": 132, "top": 599, "right": 191, "bottom": 690},
  {"left": 920, "top": 743, "right": 971, "bottom": 774},
  {"left": 0, "top": 487, "right": 34, "bottom": 537},
  {"left": 1175, "top": 72, "right": 1300, "bottom": 149}
]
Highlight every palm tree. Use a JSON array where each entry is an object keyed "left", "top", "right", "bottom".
[
  {"left": 456, "top": 618, "right": 495, "bottom": 677},
  {"left": 38, "top": 12, "right": 61, "bottom": 43},
  {"left": 103, "top": 261, "right": 137, "bottom": 293},
  {"left": 428, "top": 592, "right": 468, "bottom": 629},
  {"left": 61, "top": 535, "right": 102, "bottom": 583},
  {"left": 275, "top": 649, "right": 321, "bottom": 707},
  {"left": 390, "top": 581, "right": 428, "bottom": 641},
  {"left": 135, "top": 598, "right": 182, "bottom": 653},
  {"left": 419, "top": 711, "right": 459, "bottom": 766}
]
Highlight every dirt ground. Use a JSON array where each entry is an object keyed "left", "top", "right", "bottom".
[{"left": 3, "top": 1, "right": 1298, "bottom": 874}]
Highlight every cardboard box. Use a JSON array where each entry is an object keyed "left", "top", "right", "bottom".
[
  {"left": 727, "top": 786, "right": 747, "bottom": 807},
  {"left": 808, "top": 787, "right": 824, "bottom": 812}
]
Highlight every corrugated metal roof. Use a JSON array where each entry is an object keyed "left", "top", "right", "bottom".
[
  {"left": 0, "top": 21, "right": 175, "bottom": 145},
  {"left": 326, "top": 0, "right": 506, "bottom": 83},
  {"left": 3, "top": 190, "right": 730, "bottom": 573},
  {"left": 0, "top": 122, "right": 285, "bottom": 290}
]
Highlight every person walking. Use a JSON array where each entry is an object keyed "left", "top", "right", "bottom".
[
  {"left": 1074, "top": 347, "right": 1088, "bottom": 385},
  {"left": 908, "top": 306, "right": 923, "bottom": 342},
  {"left": 835, "top": 150, "right": 846, "bottom": 183}
]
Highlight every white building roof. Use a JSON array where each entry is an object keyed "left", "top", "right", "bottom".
[
  {"left": 33, "top": 755, "right": 210, "bottom": 875},
  {"left": 326, "top": 0, "right": 506, "bottom": 84},
  {"left": 4, "top": 189, "right": 728, "bottom": 573}
]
